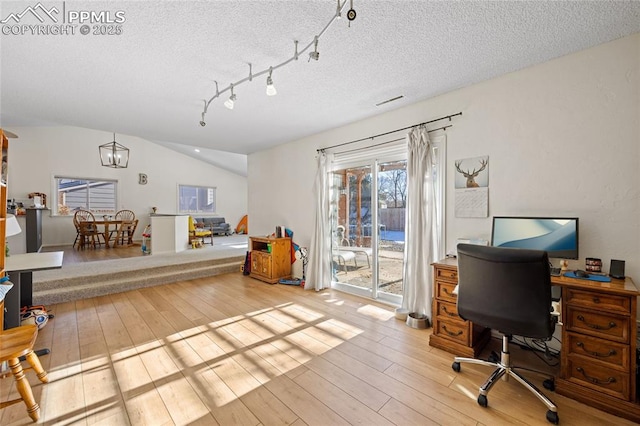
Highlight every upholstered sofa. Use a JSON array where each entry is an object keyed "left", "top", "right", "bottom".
[{"left": 194, "top": 217, "right": 232, "bottom": 236}]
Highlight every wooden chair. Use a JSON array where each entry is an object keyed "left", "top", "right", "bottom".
[
  {"left": 113, "top": 210, "right": 137, "bottom": 246},
  {"left": 113, "top": 219, "right": 137, "bottom": 247},
  {"left": 0, "top": 293, "right": 49, "bottom": 422},
  {"left": 114, "top": 209, "right": 135, "bottom": 222},
  {"left": 72, "top": 215, "right": 82, "bottom": 248},
  {"left": 188, "top": 216, "right": 213, "bottom": 246},
  {"left": 73, "top": 210, "right": 102, "bottom": 249}
]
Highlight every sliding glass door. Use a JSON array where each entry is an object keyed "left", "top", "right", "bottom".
[
  {"left": 376, "top": 160, "right": 406, "bottom": 300},
  {"left": 331, "top": 155, "right": 406, "bottom": 305}
]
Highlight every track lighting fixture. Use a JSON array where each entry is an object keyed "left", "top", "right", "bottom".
[
  {"left": 199, "top": 0, "right": 358, "bottom": 123},
  {"left": 308, "top": 36, "right": 319, "bottom": 61},
  {"left": 200, "top": 100, "right": 208, "bottom": 126},
  {"left": 266, "top": 68, "right": 277, "bottom": 96},
  {"left": 224, "top": 85, "right": 236, "bottom": 110}
]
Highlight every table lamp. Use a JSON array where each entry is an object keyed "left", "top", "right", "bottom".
[{"left": 5, "top": 213, "right": 22, "bottom": 256}]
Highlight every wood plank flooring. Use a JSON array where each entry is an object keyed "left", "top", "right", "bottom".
[
  {"left": 1, "top": 249, "right": 635, "bottom": 425},
  {"left": 40, "top": 243, "right": 146, "bottom": 266}
]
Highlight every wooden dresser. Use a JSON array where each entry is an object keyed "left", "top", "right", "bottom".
[
  {"left": 249, "top": 236, "right": 292, "bottom": 284},
  {"left": 430, "top": 258, "right": 640, "bottom": 422},
  {"left": 429, "top": 258, "right": 491, "bottom": 357},
  {"left": 554, "top": 274, "right": 640, "bottom": 422}
]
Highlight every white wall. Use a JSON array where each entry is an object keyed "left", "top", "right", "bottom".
[
  {"left": 6, "top": 126, "right": 247, "bottom": 249},
  {"left": 249, "top": 33, "right": 639, "bottom": 282}
]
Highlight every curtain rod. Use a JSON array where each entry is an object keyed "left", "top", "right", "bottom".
[
  {"left": 332, "top": 124, "right": 452, "bottom": 155},
  {"left": 317, "top": 111, "right": 462, "bottom": 153}
]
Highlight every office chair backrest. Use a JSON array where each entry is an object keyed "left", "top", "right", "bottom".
[{"left": 456, "top": 244, "right": 553, "bottom": 339}]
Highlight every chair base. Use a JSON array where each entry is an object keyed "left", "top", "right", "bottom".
[{"left": 452, "top": 335, "right": 559, "bottom": 425}]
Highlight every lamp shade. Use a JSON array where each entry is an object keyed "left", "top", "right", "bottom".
[{"left": 6, "top": 214, "right": 21, "bottom": 237}]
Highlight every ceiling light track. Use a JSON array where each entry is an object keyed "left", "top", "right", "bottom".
[
  {"left": 199, "top": 0, "right": 356, "bottom": 126},
  {"left": 375, "top": 95, "right": 404, "bottom": 107}
]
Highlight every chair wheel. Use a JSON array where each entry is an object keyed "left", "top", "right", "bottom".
[
  {"left": 452, "top": 362, "right": 460, "bottom": 372},
  {"left": 543, "top": 378, "right": 555, "bottom": 391},
  {"left": 477, "top": 394, "right": 488, "bottom": 407},
  {"left": 546, "top": 410, "right": 559, "bottom": 424}
]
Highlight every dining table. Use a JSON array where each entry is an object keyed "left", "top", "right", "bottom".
[{"left": 93, "top": 219, "right": 123, "bottom": 248}]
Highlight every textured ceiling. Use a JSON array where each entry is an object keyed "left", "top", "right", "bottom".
[{"left": 1, "top": 1, "right": 639, "bottom": 176}]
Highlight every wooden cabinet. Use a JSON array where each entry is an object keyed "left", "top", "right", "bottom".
[
  {"left": 429, "top": 258, "right": 491, "bottom": 357},
  {"left": 249, "top": 237, "right": 291, "bottom": 284},
  {"left": 557, "top": 284, "right": 640, "bottom": 422}
]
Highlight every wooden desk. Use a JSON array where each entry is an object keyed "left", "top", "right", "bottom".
[
  {"left": 430, "top": 258, "right": 640, "bottom": 423},
  {"left": 4, "top": 252, "right": 64, "bottom": 329}
]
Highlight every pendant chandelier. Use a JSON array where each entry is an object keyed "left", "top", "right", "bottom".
[{"left": 99, "top": 133, "right": 129, "bottom": 168}]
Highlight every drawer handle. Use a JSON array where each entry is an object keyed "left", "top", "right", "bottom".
[
  {"left": 592, "top": 297, "right": 600, "bottom": 304},
  {"left": 576, "top": 315, "right": 616, "bottom": 331},
  {"left": 441, "top": 306, "right": 457, "bottom": 317},
  {"left": 576, "top": 342, "right": 617, "bottom": 358},
  {"left": 443, "top": 288, "right": 452, "bottom": 296},
  {"left": 442, "top": 325, "right": 463, "bottom": 337},
  {"left": 576, "top": 367, "right": 616, "bottom": 385}
]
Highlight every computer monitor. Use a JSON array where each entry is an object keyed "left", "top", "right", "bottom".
[{"left": 490, "top": 216, "right": 579, "bottom": 259}]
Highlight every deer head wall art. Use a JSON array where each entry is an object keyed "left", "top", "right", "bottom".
[{"left": 454, "top": 156, "right": 489, "bottom": 188}]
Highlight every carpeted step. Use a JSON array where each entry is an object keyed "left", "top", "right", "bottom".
[
  {"left": 33, "top": 259, "right": 243, "bottom": 305},
  {"left": 33, "top": 256, "right": 244, "bottom": 292}
]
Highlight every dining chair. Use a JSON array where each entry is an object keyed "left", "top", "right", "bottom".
[
  {"left": 114, "top": 210, "right": 136, "bottom": 245},
  {"left": 113, "top": 219, "right": 137, "bottom": 247},
  {"left": 0, "top": 291, "right": 49, "bottom": 422},
  {"left": 72, "top": 215, "right": 82, "bottom": 248},
  {"left": 73, "top": 210, "right": 103, "bottom": 249},
  {"left": 114, "top": 209, "right": 135, "bottom": 221}
]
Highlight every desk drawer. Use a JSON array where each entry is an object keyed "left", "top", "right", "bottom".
[
  {"left": 433, "top": 317, "right": 469, "bottom": 345},
  {"left": 565, "top": 289, "right": 631, "bottom": 314},
  {"left": 566, "top": 356, "right": 631, "bottom": 400},
  {"left": 435, "top": 300, "right": 462, "bottom": 322},
  {"left": 565, "top": 332, "right": 628, "bottom": 369},
  {"left": 435, "top": 267, "right": 458, "bottom": 282},
  {"left": 566, "top": 307, "right": 629, "bottom": 343},
  {"left": 436, "top": 281, "right": 458, "bottom": 303}
]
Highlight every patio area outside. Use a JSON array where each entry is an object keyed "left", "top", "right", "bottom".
[{"left": 334, "top": 237, "right": 405, "bottom": 295}]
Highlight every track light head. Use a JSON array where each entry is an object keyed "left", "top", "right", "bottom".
[
  {"left": 309, "top": 36, "right": 319, "bottom": 61},
  {"left": 224, "top": 86, "right": 236, "bottom": 110},
  {"left": 224, "top": 96, "right": 235, "bottom": 110},
  {"left": 200, "top": 107, "right": 207, "bottom": 126},
  {"left": 266, "top": 68, "right": 277, "bottom": 96}
]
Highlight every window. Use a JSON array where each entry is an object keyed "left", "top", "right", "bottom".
[
  {"left": 54, "top": 177, "right": 117, "bottom": 216},
  {"left": 178, "top": 184, "right": 216, "bottom": 214}
]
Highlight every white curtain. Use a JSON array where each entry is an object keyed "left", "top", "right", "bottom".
[
  {"left": 402, "top": 125, "right": 440, "bottom": 320},
  {"left": 305, "top": 152, "right": 333, "bottom": 291}
]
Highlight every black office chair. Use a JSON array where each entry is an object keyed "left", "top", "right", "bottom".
[{"left": 452, "top": 244, "right": 559, "bottom": 424}]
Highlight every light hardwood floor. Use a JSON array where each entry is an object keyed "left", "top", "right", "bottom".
[
  {"left": 40, "top": 243, "right": 146, "bottom": 266},
  {"left": 1, "top": 250, "right": 635, "bottom": 425}
]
